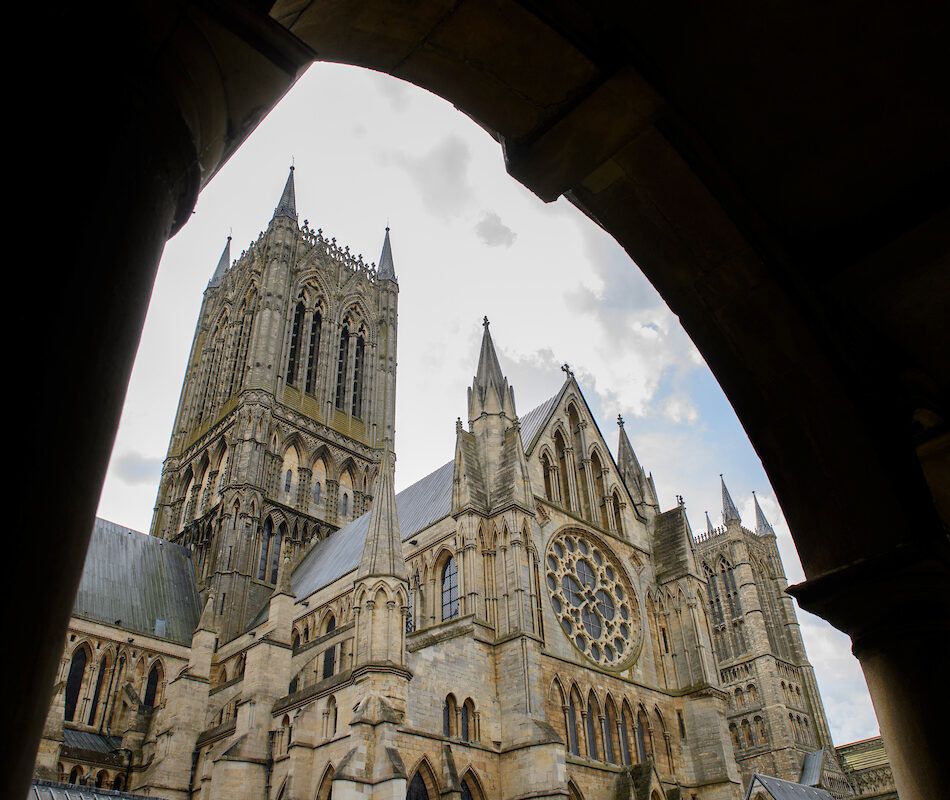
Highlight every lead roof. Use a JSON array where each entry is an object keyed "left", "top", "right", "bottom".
[{"left": 74, "top": 519, "right": 200, "bottom": 645}]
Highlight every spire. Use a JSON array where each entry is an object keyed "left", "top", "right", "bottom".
[
  {"left": 720, "top": 475, "right": 741, "bottom": 525},
  {"left": 617, "top": 416, "right": 644, "bottom": 484},
  {"left": 753, "top": 491, "right": 776, "bottom": 536},
  {"left": 468, "top": 317, "right": 516, "bottom": 421},
  {"left": 207, "top": 235, "right": 231, "bottom": 287},
  {"left": 273, "top": 165, "right": 297, "bottom": 221},
  {"left": 377, "top": 226, "right": 397, "bottom": 282},
  {"left": 706, "top": 510, "right": 715, "bottom": 533},
  {"left": 356, "top": 445, "right": 407, "bottom": 581}
]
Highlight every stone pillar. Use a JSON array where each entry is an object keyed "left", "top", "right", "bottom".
[{"left": 789, "top": 544, "right": 950, "bottom": 800}]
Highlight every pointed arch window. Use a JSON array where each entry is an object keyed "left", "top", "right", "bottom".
[
  {"left": 351, "top": 333, "right": 365, "bottom": 418},
  {"left": 567, "top": 695, "right": 580, "bottom": 755},
  {"left": 441, "top": 556, "right": 460, "bottom": 620},
  {"left": 554, "top": 431, "right": 572, "bottom": 511},
  {"left": 585, "top": 695, "right": 599, "bottom": 760},
  {"left": 334, "top": 324, "right": 350, "bottom": 409},
  {"left": 258, "top": 518, "right": 273, "bottom": 580},
  {"left": 270, "top": 523, "right": 286, "bottom": 584},
  {"left": 322, "top": 616, "right": 337, "bottom": 678},
  {"left": 407, "top": 773, "right": 429, "bottom": 800},
  {"left": 304, "top": 309, "right": 322, "bottom": 394},
  {"left": 144, "top": 662, "right": 162, "bottom": 708},
  {"left": 64, "top": 647, "right": 88, "bottom": 722},
  {"left": 284, "top": 469, "right": 293, "bottom": 494},
  {"left": 286, "top": 301, "right": 305, "bottom": 385},
  {"left": 87, "top": 656, "right": 109, "bottom": 725}
]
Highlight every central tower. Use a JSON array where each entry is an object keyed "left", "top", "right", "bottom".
[{"left": 150, "top": 167, "right": 399, "bottom": 641}]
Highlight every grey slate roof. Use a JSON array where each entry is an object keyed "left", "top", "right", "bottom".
[
  {"left": 799, "top": 750, "right": 826, "bottom": 786},
  {"left": 28, "top": 780, "right": 154, "bottom": 800},
  {"left": 745, "top": 774, "right": 835, "bottom": 800},
  {"left": 519, "top": 387, "right": 564, "bottom": 453},
  {"left": 74, "top": 519, "right": 200, "bottom": 645},
  {"left": 62, "top": 729, "right": 121, "bottom": 754},
  {"left": 293, "top": 460, "right": 455, "bottom": 600},
  {"left": 290, "top": 386, "right": 568, "bottom": 602}
]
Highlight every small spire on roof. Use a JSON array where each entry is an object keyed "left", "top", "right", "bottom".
[
  {"left": 196, "top": 591, "right": 217, "bottom": 633},
  {"left": 356, "top": 444, "right": 407, "bottom": 581},
  {"left": 377, "top": 225, "right": 397, "bottom": 281},
  {"left": 705, "top": 510, "right": 714, "bottom": 532},
  {"left": 721, "top": 475, "right": 742, "bottom": 525},
  {"left": 208, "top": 235, "right": 231, "bottom": 287},
  {"left": 753, "top": 491, "right": 776, "bottom": 536},
  {"left": 273, "top": 165, "right": 297, "bottom": 221}
]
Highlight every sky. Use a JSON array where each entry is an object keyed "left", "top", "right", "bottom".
[{"left": 97, "top": 63, "right": 878, "bottom": 746}]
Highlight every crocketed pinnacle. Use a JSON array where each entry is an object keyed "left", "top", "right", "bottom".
[
  {"left": 753, "top": 491, "right": 776, "bottom": 536},
  {"left": 706, "top": 511, "right": 715, "bottom": 533},
  {"left": 721, "top": 475, "right": 742, "bottom": 525},
  {"left": 273, "top": 165, "right": 297, "bottom": 221},
  {"left": 617, "top": 421, "right": 644, "bottom": 484},
  {"left": 208, "top": 235, "right": 231, "bottom": 287},
  {"left": 196, "top": 591, "right": 217, "bottom": 633},
  {"left": 377, "top": 226, "right": 397, "bottom": 282},
  {"left": 473, "top": 317, "right": 507, "bottom": 404},
  {"left": 356, "top": 445, "right": 407, "bottom": 581}
]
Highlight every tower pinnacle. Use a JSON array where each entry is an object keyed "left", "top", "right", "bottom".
[
  {"left": 377, "top": 225, "right": 397, "bottom": 281},
  {"left": 721, "top": 475, "right": 742, "bottom": 525},
  {"left": 356, "top": 445, "right": 407, "bottom": 581},
  {"left": 207, "top": 235, "right": 231, "bottom": 288},
  {"left": 753, "top": 491, "right": 776, "bottom": 536},
  {"left": 468, "top": 317, "right": 515, "bottom": 422},
  {"left": 273, "top": 165, "right": 297, "bottom": 221}
]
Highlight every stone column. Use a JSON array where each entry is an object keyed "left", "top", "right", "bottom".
[{"left": 789, "top": 544, "right": 950, "bottom": 800}]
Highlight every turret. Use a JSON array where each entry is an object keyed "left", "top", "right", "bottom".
[
  {"left": 273, "top": 164, "right": 297, "bottom": 221},
  {"left": 720, "top": 474, "right": 742, "bottom": 526},
  {"left": 617, "top": 415, "right": 659, "bottom": 517},
  {"left": 753, "top": 491, "right": 776, "bottom": 536}
]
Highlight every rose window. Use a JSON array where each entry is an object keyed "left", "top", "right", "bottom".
[{"left": 545, "top": 530, "right": 641, "bottom": 667}]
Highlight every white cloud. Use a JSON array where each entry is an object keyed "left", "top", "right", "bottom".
[
  {"left": 474, "top": 211, "right": 517, "bottom": 247},
  {"left": 373, "top": 73, "right": 412, "bottom": 112},
  {"left": 112, "top": 451, "right": 162, "bottom": 486},
  {"left": 380, "top": 135, "right": 473, "bottom": 219}
]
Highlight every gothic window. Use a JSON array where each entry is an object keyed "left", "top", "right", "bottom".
[
  {"left": 461, "top": 780, "right": 474, "bottom": 800},
  {"left": 144, "top": 662, "right": 162, "bottom": 708},
  {"left": 554, "top": 431, "right": 572, "bottom": 511},
  {"left": 304, "top": 310, "right": 321, "bottom": 394},
  {"left": 567, "top": 694, "right": 580, "bottom": 755},
  {"left": 460, "top": 701, "right": 470, "bottom": 741},
  {"left": 545, "top": 530, "right": 641, "bottom": 667},
  {"left": 286, "top": 301, "right": 305, "bottom": 384},
  {"left": 620, "top": 706, "right": 633, "bottom": 765},
  {"left": 443, "top": 694, "right": 457, "bottom": 737},
  {"left": 741, "top": 718, "right": 755, "bottom": 748},
  {"left": 284, "top": 469, "right": 293, "bottom": 494},
  {"left": 586, "top": 693, "right": 600, "bottom": 760},
  {"left": 322, "top": 615, "right": 336, "bottom": 678},
  {"left": 603, "top": 701, "right": 617, "bottom": 763},
  {"left": 637, "top": 708, "right": 652, "bottom": 761},
  {"left": 591, "top": 450, "right": 608, "bottom": 528},
  {"left": 257, "top": 518, "right": 273, "bottom": 580},
  {"left": 326, "top": 696, "right": 338, "bottom": 737},
  {"left": 568, "top": 406, "right": 590, "bottom": 519},
  {"left": 87, "top": 655, "right": 109, "bottom": 725},
  {"left": 441, "top": 556, "right": 460, "bottom": 620},
  {"left": 541, "top": 453, "right": 554, "bottom": 501},
  {"left": 407, "top": 773, "right": 429, "bottom": 800},
  {"left": 64, "top": 646, "right": 88, "bottom": 722},
  {"left": 462, "top": 698, "right": 476, "bottom": 742},
  {"left": 351, "top": 333, "right": 365, "bottom": 417},
  {"left": 612, "top": 490, "right": 624, "bottom": 535},
  {"left": 69, "top": 767, "right": 83, "bottom": 785},
  {"left": 312, "top": 481, "right": 322, "bottom": 504},
  {"left": 334, "top": 324, "right": 350, "bottom": 409},
  {"left": 270, "top": 523, "right": 286, "bottom": 583}
]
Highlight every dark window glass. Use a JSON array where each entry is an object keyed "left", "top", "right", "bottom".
[
  {"left": 64, "top": 648, "right": 87, "bottom": 722},
  {"left": 407, "top": 773, "right": 429, "bottom": 800},
  {"left": 441, "top": 557, "right": 460, "bottom": 620},
  {"left": 305, "top": 311, "right": 321, "bottom": 394},
  {"left": 87, "top": 657, "right": 108, "bottom": 724},
  {"left": 351, "top": 335, "right": 365, "bottom": 417},
  {"left": 286, "top": 302, "right": 305, "bottom": 384},
  {"left": 144, "top": 664, "right": 160, "bottom": 707},
  {"left": 335, "top": 326, "right": 349, "bottom": 409}
]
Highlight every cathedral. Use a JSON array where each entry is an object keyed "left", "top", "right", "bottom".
[{"left": 32, "top": 169, "right": 897, "bottom": 800}]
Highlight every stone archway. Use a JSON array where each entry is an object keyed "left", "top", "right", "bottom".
[{"left": 18, "top": 5, "right": 948, "bottom": 799}]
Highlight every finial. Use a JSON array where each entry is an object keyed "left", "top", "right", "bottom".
[
  {"left": 561, "top": 363, "right": 574, "bottom": 378},
  {"left": 483, "top": 316, "right": 490, "bottom": 328},
  {"left": 617, "top": 414, "right": 625, "bottom": 428},
  {"left": 456, "top": 416, "right": 463, "bottom": 434}
]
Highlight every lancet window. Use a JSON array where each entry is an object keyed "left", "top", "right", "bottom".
[
  {"left": 304, "top": 309, "right": 322, "bottom": 394},
  {"left": 441, "top": 556, "right": 460, "bottom": 620},
  {"left": 351, "top": 332, "right": 365, "bottom": 418},
  {"left": 334, "top": 324, "right": 350, "bottom": 409},
  {"left": 286, "top": 301, "right": 305, "bottom": 385}
]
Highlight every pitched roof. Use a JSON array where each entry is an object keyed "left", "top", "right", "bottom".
[
  {"left": 62, "top": 729, "right": 122, "bottom": 754},
  {"left": 73, "top": 519, "right": 200, "bottom": 645},
  {"left": 745, "top": 774, "right": 835, "bottom": 800},
  {"left": 28, "top": 780, "right": 154, "bottom": 800},
  {"left": 836, "top": 736, "right": 890, "bottom": 772},
  {"left": 292, "top": 387, "right": 568, "bottom": 600}
]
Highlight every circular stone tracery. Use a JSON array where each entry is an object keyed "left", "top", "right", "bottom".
[{"left": 545, "top": 530, "right": 642, "bottom": 668}]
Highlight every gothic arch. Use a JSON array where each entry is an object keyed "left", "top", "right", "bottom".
[
  {"left": 460, "top": 768, "right": 486, "bottom": 800},
  {"left": 567, "top": 779, "right": 584, "bottom": 800},
  {"left": 315, "top": 764, "right": 334, "bottom": 800},
  {"left": 407, "top": 756, "right": 440, "bottom": 800}
]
